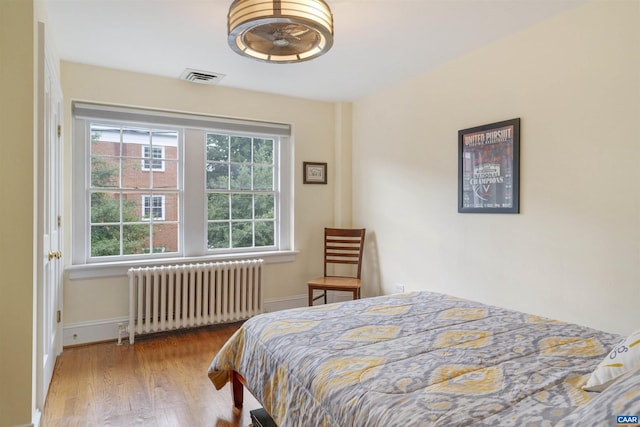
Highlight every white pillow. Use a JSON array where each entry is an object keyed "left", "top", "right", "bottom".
[
  {"left": 559, "top": 367, "right": 640, "bottom": 426},
  {"left": 584, "top": 329, "right": 640, "bottom": 392}
]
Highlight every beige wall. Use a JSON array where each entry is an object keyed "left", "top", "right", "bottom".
[
  {"left": 353, "top": 0, "right": 640, "bottom": 335},
  {"left": 61, "top": 63, "right": 346, "bottom": 325},
  {"left": 0, "top": 1, "right": 36, "bottom": 425},
  {"left": 3, "top": 1, "right": 637, "bottom": 423}
]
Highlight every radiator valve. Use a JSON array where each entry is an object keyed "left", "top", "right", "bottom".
[{"left": 117, "top": 322, "right": 128, "bottom": 346}]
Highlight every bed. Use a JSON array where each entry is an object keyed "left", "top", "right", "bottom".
[{"left": 208, "top": 291, "right": 639, "bottom": 426}]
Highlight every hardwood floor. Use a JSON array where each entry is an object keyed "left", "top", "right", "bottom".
[{"left": 42, "top": 322, "right": 261, "bottom": 427}]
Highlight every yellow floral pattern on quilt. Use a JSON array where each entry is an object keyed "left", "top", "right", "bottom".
[{"left": 208, "top": 291, "right": 621, "bottom": 427}]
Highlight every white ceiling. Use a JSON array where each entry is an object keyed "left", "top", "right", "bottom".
[{"left": 44, "top": 0, "right": 586, "bottom": 103}]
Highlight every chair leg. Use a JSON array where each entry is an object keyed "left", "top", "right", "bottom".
[
  {"left": 323, "top": 290, "right": 327, "bottom": 304},
  {"left": 308, "top": 289, "right": 313, "bottom": 306}
]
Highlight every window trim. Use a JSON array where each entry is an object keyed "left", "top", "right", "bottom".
[
  {"left": 73, "top": 102, "right": 290, "bottom": 136},
  {"left": 65, "top": 251, "right": 299, "bottom": 280},
  {"left": 71, "top": 102, "right": 294, "bottom": 273}
]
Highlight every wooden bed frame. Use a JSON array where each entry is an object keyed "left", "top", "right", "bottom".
[{"left": 231, "top": 370, "right": 245, "bottom": 408}]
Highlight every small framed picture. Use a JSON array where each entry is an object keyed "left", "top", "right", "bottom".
[{"left": 303, "top": 161, "right": 327, "bottom": 184}]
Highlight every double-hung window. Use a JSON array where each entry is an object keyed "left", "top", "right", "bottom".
[
  {"left": 142, "top": 145, "right": 165, "bottom": 171},
  {"left": 71, "top": 103, "right": 292, "bottom": 271},
  {"left": 206, "top": 133, "right": 276, "bottom": 249},
  {"left": 142, "top": 195, "right": 165, "bottom": 221},
  {"left": 86, "top": 124, "right": 179, "bottom": 257}
]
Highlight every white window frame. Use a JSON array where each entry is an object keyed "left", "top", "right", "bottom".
[
  {"left": 141, "top": 145, "right": 165, "bottom": 171},
  {"left": 142, "top": 194, "right": 165, "bottom": 221},
  {"left": 204, "top": 131, "right": 279, "bottom": 253},
  {"left": 69, "top": 102, "right": 296, "bottom": 279}
]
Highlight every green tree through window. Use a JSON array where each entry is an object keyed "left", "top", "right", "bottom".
[
  {"left": 206, "top": 133, "right": 275, "bottom": 250},
  {"left": 89, "top": 149, "right": 147, "bottom": 256},
  {"left": 73, "top": 103, "right": 291, "bottom": 265},
  {"left": 89, "top": 127, "right": 179, "bottom": 257}
]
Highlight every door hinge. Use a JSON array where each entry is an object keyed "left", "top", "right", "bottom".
[
  {"left": 57, "top": 310, "right": 61, "bottom": 323},
  {"left": 58, "top": 215, "right": 62, "bottom": 227},
  {"left": 57, "top": 125, "right": 61, "bottom": 138}
]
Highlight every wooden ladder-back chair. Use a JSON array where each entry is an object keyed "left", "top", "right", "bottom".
[{"left": 307, "top": 227, "right": 366, "bottom": 306}]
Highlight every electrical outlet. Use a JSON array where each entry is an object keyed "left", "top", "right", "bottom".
[{"left": 395, "top": 283, "right": 405, "bottom": 293}]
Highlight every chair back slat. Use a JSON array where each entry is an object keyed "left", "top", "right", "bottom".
[{"left": 323, "top": 227, "right": 366, "bottom": 279}]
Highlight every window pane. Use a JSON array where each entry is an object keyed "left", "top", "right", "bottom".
[
  {"left": 255, "top": 221, "right": 275, "bottom": 247},
  {"left": 153, "top": 160, "right": 178, "bottom": 189},
  {"left": 208, "top": 193, "right": 229, "bottom": 220},
  {"left": 231, "top": 222, "right": 252, "bottom": 248},
  {"left": 231, "top": 194, "right": 253, "bottom": 219},
  {"left": 90, "top": 127, "right": 120, "bottom": 191},
  {"left": 152, "top": 223, "right": 178, "bottom": 253},
  {"left": 91, "top": 155, "right": 120, "bottom": 188},
  {"left": 230, "top": 136, "right": 252, "bottom": 163},
  {"left": 253, "top": 165, "right": 273, "bottom": 190},
  {"left": 91, "top": 192, "right": 120, "bottom": 223},
  {"left": 123, "top": 224, "right": 149, "bottom": 255},
  {"left": 90, "top": 225, "right": 120, "bottom": 257},
  {"left": 254, "top": 138, "right": 273, "bottom": 164},
  {"left": 255, "top": 194, "right": 274, "bottom": 219},
  {"left": 206, "top": 162, "right": 229, "bottom": 190},
  {"left": 156, "top": 131, "right": 179, "bottom": 160},
  {"left": 121, "top": 195, "right": 143, "bottom": 222},
  {"left": 206, "top": 134, "right": 229, "bottom": 161},
  {"left": 162, "top": 193, "right": 178, "bottom": 221},
  {"left": 122, "top": 128, "right": 150, "bottom": 157},
  {"left": 208, "top": 222, "right": 229, "bottom": 249},
  {"left": 90, "top": 125, "right": 120, "bottom": 156},
  {"left": 122, "top": 157, "right": 146, "bottom": 189},
  {"left": 230, "top": 164, "right": 252, "bottom": 190}
]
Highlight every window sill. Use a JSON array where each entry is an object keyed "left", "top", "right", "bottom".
[{"left": 65, "top": 250, "right": 299, "bottom": 280}]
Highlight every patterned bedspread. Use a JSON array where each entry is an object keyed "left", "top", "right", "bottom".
[{"left": 208, "top": 291, "right": 621, "bottom": 426}]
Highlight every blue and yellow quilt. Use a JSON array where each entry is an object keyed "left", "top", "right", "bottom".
[{"left": 208, "top": 291, "right": 622, "bottom": 426}]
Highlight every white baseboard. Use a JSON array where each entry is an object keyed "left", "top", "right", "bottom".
[
  {"left": 263, "top": 293, "right": 308, "bottom": 312},
  {"left": 263, "top": 292, "right": 352, "bottom": 311},
  {"left": 63, "top": 316, "right": 129, "bottom": 346},
  {"left": 29, "top": 408, "right": 41, "bottom": 427},
  {"left": 63, "top": 292, "right": 355, "bottom": 346},
  {"left": 62, "top": 294, "right": 317, "bottom": 347}
]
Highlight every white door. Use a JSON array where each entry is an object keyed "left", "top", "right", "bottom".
[{"left": 36, "top": 21, "right": 64, "bottom": 413}]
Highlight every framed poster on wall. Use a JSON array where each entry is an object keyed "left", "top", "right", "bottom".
[{"left": 458, "top": 118, "right": 520, "bottom": 213}]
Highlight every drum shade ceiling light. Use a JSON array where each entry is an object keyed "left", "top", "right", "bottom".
[{"left": 227, "top": 0, "right": 334, "bottom": 63}]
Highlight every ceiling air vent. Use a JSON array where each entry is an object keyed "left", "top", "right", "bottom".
[{"left": 180, "top": 69, "right": 225, "bottom": 85}]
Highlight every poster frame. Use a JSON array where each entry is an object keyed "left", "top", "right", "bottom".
[
  {"left": 303, "top": 161, "right": 328, "bottom": 184},
  {"left": 458, "top": 118, "right": 520, "bottom": 213}
]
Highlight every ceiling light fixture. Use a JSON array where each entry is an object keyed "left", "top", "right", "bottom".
[{"left": 227, "top": 0, "right": 334, "bottom": 64}]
